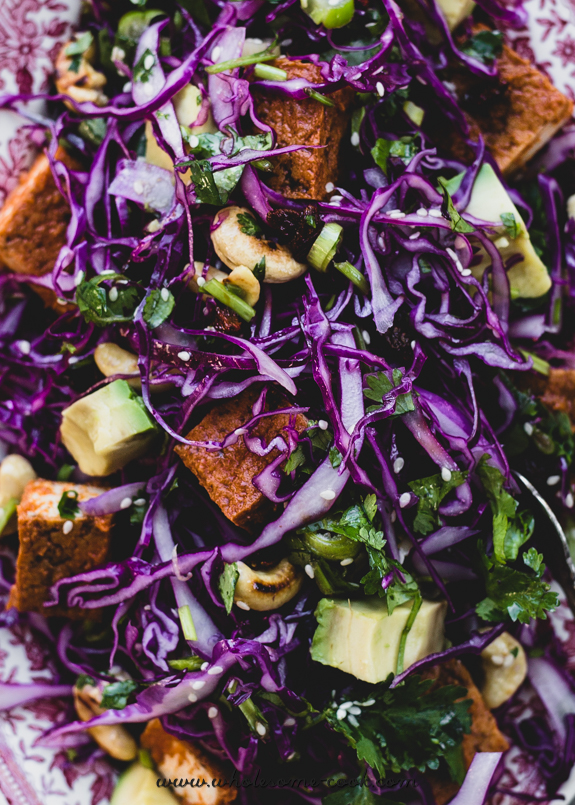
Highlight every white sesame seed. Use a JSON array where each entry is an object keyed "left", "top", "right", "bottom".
[
  {"left": 236, "top": 600, "right": 250, "bottom": 610},
  {"left": 207, "top": 665, "right": 223, "bottom": 675},
  {"left": 255, "top": 721, "right": 267, "bottom": 736},
  {"left": 567, "top": 493, "right": 574, "bottom": 509},
  {"left": 393, "top": 457, "right": 404, "bottom": 474},
  {"left": 143, "top": 53, "right": 155, "bottom": 70},
  {"left": 325, "top": 182, "right": 335, "bottom": 193},
  {"left": 336, "top": 708, "right": 347, "bottom": 720},
  {"left": 348, "top": 706, "right": 362, "bottom": 715},
  {"left": 416, "top": 208, "right": 428, "bottom": 217},
  {"left": 188, "top": 693, "right": 198, "bottom": 702},
  {"left": 411, "top": 340, "right": 416, "bottom": 349},
  {"left": 18, "top": 340, "right": 31, "bottom": 355},
  {"left": 160, "top": 287, "right": 170, "bottom": 301},
  {"left": 340, "top": 557, "right": 354, "bottom": 566},
  {"left": 281, "top": 37, "right": 293, "bottom": 46},
  {"left": 63, "top": 520, "right": 73, "bottom": 534},
  {"left": 409, "top": 232, "right": 420, "bottom": 240},
  {"left": 108, "top": 286, "right": 119, "bottom": 302},
  {"left": 461, "top": 269, "right": 472, "bottom": 277},
  {"left": 74, "top": 270, "right": 85, "bottom": 286},
  {"left": 201, "top": 662, "right": 209, "bottom": 671},
  {"left": 120, "top": 497, "right": 132, "bottom": 510},
  {"left": 348, "top": 714, "right": 360, "bottom": 728},
  {"left": 112, "top": 46, "right": 125, "bottom": 62},
  {"left": 388, "top": 209, "right": 405, "bottom": 219},
  {"left": 491, "top": 655, "right": 504, "bottom": 666},
  {"left": 503, "top": 654, "right": 515, "bottom": 667},
  {"left": 390, "top": 510, "right": 397, "bottom": 523},
  {"left": 350, "top": 132, "right": 360, "bottom": 146},
  {"left": 524, "top": 422, "right": 534, "bottom": 436},
  {"left": 427, "top": 208, "right": 441, "bottom": 218},
  {"left": 330, "top": 195, "right": 343, "bottom": 204},
  {"left": 399, "top": 492, "right": 411, "bottom": 508},
  {"left": 192, "top": 680, "right": 206, "bottom": 689},
  {"left": 376, "top": 81, "right": 384, "bottom": 97},
  {"left": 235, "top": 427, "right": 248, "bottom": 436},
  {"left": 547, "top": 475, "right": 561, "bottom": 486},
  {"left": 186, "top": 134, "right": 200, "bottom": 150},
  {"left": 339, "top": 702, "right": 353, "bottom": 710},
  {"left": 362, "top": 329, "right": 371, "bottom": 345},
  {"left": 320, "top": 490, "right": 336, "bottom": 500},
  {"left": 304, "top": 564, "right": 315, "bottom": 579},
  {"left": 134, "top": 498, "right": 146, "bottom": 507},
  {"left": 196, "top": 276, "right": 206, "bottom": 287},
  {"left": 284, "top": 717, "right": 296, "bottom": 727},
  {"left": 178, "top": 351, "right": 191, "bottom": 361},
  {"left": 494, "top": 236, "right": 510, "bottom": 250},
  {"left": 208, "top": 706, "right": 218, "bottom": 719},
  {"left": 373, "top": 66, "right": 384, "bottom": 75},
  {"left": 362, "top": 699, "right": 375, "bottom": 706},
  {"left": 351, "top": 73, "right": 362, "bottom": 81},
  {"left": 318, "top": 419, "right": 329, "bottom": 430},
  {"left": 212, "top": 46, "right": 221, "bottom": 61},
  {"left": 123, "top": 81, "right": 132, "bottom": 92},
  {"left": 441, "top": 467, "right": 452, "bottom": 482}
]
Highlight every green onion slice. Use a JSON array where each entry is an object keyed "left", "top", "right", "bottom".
[
  {"left": 202, "top": 279, "right": 256, "bottom": 322},
  {"left": 178, "top": 604, "right": 198, "bottom": 642},
  {"left": 253, "top": 63, "right": 288, "bottom": 81},
  {"left": 307, "top": 223, "right": 343, "bottom": 272},
  {"left": 334, "top": 261, "right": 370, "bottom": 296}
]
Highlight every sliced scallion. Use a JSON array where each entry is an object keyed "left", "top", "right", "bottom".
[
  {"left": 0, "top": 497, "right": 17, "bottom": 536},
  {"left": 202, "top": 279, "right": 256, "bottom": 322},
  {"left": 403, "top": 100, "right": 425, "bottom": 127},
  {"left": 334, "top": 261, "right": 370, "bottom": 295},
  {"left": 304, "top": 87, "right": 335, "bottom": 107},
  {"left": 396, "top": 593, "right": 422, "bottom": 675},
  {"left": 301, "top": 0, "right": 355, "bottom": 28},
  {"left": 253, "top": 63, "right": 288, "bottom": 81},
  {"left": 205, "top": 42, "right": 278, "bottom": 74},
  {"left": 307, "top": 223, "right": 343, "bottom": 272},
  {"left": 519, "top": 349, "right": 550, "bottom": 376},
  {"left": 178, "top": 604, "right": 198, "bottom": 642}
]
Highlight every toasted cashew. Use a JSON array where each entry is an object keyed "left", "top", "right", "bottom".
[
  {"left": 0, "top": 455, "right": 36, "bottom": 536},
  {"left": 211, "top": 207, "right": 307, "bottom": 284},
  {"left": 74, "top": 683, "right": 138, "bottom": 761},
  {"left": 55, "top": 37, "right": 107, "bottom": 108},
  {"left": 94, "top": 342, "right": 174, "bottom": 394},
  {"left": 225, "top": 265, "right": 261, "bottom": 307},
  {"left": 481, "top": 632, "right": 527, "bottom": 709},
  {"left": 234, "top": 558, "right": 304, "bottom": 611}
]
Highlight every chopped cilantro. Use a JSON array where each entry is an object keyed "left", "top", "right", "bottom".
[
  {"left": 142, "top": 288, "right": 175, "bottom": 330},
  {"left": 238, "top": 213, "right": 263, "bottom": 238},
  {"left": 372, "top": 136, "right": 419, "bottom": 175},
  {"left": 329, "top": 446, "right": 343, "bottom": 468},
  {"left": 75, "top": 673, "right": 95, "bottom": 689},
  {"left": 461, "top": 30, "right": 503, "bottom": 64},
  {"left": 56, "top": 464, "right": 75, "bottom": 481},
  {"left": 133, "top": 48, "right": 155, "bottom": 83},
  {"left": 500, "top": 212, "right": 519, "bottom": 239},
  {"left": 100, "top": 679, "right": 138, "bottom": 710},
  {"left": 284, "top": 445, "right": 307, "bottom": 474},
  {"left": 408, "top": 471, "right": 467, "bottom": 535},
  {"left": 218, "top": 562, "right": 239, "bottom": 614},
  {"left": 58, "top": 489, "right": 80, "bottom": 520},
  {"left": 187, "top": 160, "right": 223, "bottom": 206},
  {"left": 65, "top": 31, "right": 93, "bottom": 73},
  {"left": 476, "top": 544, "right": 558, "bottom": 623},
  {"left": 76, "top": 273, "right": 142, "bottom": 327},
  {"left": 253, "top": 256, "right": 266, "bottom": 282},
  {"left": 438, "top": 180, "right": 474, "bottom": 234},
  {"left": 324, "top": 674, "right": 472, "bottom": 776},
  {"left": 363, "top": 369, "right": 415, "bottom": 416}
]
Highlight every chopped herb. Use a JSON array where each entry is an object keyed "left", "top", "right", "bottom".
[
  {"left": 178, "top": 604, "right": 198, "bottom": 641},
  {"left": 324, "top": 674, "right": 472, "bottom": 776},
  {"left": 75, "top": 674, "right": 95, "bottom": 689},
  {"left": 187, "top": 160, "right": 223, "bottom": 206},
  {"left": 284, "top": 445, "right": 307, "bottom": 474},
  {"left": 238, "top": 213, "right": 263, "bottom": 238},
  {"left": 218, "top": 562, "right": 239, "bottom": 614},
  {"left": 133, "top": 48, "right": 155, "bottom": 83},
  {"left": 142, "top": 288, "right": 175, "bottom": 330},
  {"left": 396, "top": 593, "right": 422, "bottom": 674},
  {"left": 100, "top": 679, "right": 138, "bottom": 710},
  {"left": 0, "top": 498, "right": 17, "bottom": 535},
  {"left": 438, "top": 180, "right": 474, "bottom": 234},
  {"left": 252, "top": 256, "right": 266, "bottom": 282},
  {"left": 58, "top": 489, "right": 80, "bottom": 520},
  {"left": 476, "top": 544, "right": 558, "bottom": 623},
  {"left": 138, "top": 749, "right": 154, "bottom": 769},
  {"left": 363, "top": 369, "right": 415, "bottom": 416},
  {"left": 329, "top": 446, "right": 343, "bottom": 468},
  {"left": 76, "top": 273, "right": 142, "bottom": 327},
  {"left": 408, "top": 471, "right": 468, "bottom": 535},
  {"left": 56, "top": 463, "right": 75, "bottom": 481},
  {"left": 65, "top": 31, "right": 94, "bottom": 73},
  {"left": 461, "top": 30, "right": 503, "bottom": 64},
  {"left": 371, "top": 136, "right": 419, "bottom": 175},
  {"left": 78, "top": 117, "right": 107, "bottom": 146},
  {"left": 500, "top": 212, "right": 519, "bottom": 239}
]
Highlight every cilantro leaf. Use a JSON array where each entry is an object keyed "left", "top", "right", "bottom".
[
  {"left": 133, "top": 48, "right": 155, "bottom": 83},
  {"left": 363, "top": 370, "right": 415, "bottom": 416},
  {"left": 500, "top": 212, "right": 519, "bottom": 239},
  {"left": 218, "top": 562, "right": 239, "bottom": 614},
  {"left": 75, "top": 674, "right": 95, "bottom": 689},
  {"left": 76, "top": 273, "right": 142, "bottom": 327},
  {"left": 100, "top": 679, "right": 137, "bottom": 710},
  {"left": 65, "top": 31, "right": 93, "bottom": 73},
  {"left": 408, "top": 471, "right": 467, "bottom": 535},
  {"left": 477, "top": 456, "right": 533, "bottom": 563},
  {"left": 476, "top": 543, "right": 558, "bottom": 623},
  {"left": 461, "top": 30, "right": 503, "bottom": 64},
  {"left": 361, "top": 546, "right": 419, "bottom": 614},
  {"left": 329, "top": 446, "right": 343, "bottom": 468},
  {"left": 238, "top": 213, "right": 263, "bottom": 238},
  {"left": 253, "top": 256, "right": 266, "bottom": 282},
  {"left": 187, "top": 160, "right": 223, "bottom": 205},
  {"left": 58, "top": 489, "right": 80, "bottom": 520},
  {"left": 439, "top": 180, "right": 474, "bottom": 234},
  {"left": 142, "top": 288, "right": 175, "bottom": 330},
  {"left": 284, "top": 445, "right": 307, "bottom": 474},
  {"left": 372, "top": 136, "right": 419, "bottom": 175},
  {"left": 325, "top": 675, "right": 472, "bottom": 776}
]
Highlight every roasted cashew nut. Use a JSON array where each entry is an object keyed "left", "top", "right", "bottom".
[
  {"left": 94, "top": 342, "right": 174, "bottom": 394},
  {"left": 234, "top": 558, "right": 304, "bottom": 611},
  {"left": 74, "top": 683, "right": 138, "bottom": 761},
  {"left": 0, "top": 455, "right": 36, "bottom": 536},
  {"left": 480, "top": 632, "right": 527, "bottom": 709},
  {"left": 225, "top": 265, "right": 261, "bottom": 307},
  {"left": 55, "top": 37, "right": 108, "bottom": 108},
  {"left": 211, "top": 207, "right": 307, "bottom": 284}
]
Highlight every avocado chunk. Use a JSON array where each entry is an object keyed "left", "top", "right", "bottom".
[
  {"left": 444, "top": 163, "right": 551, "bottom": 299},
  {"left": 60, "top": 379, "right": 158, "bottom": 477},
  {"left": 111, "top": 762, "right": 179, "bottom": 805},
  {"left": 311, "top": 597, "right": 446, "bottom": 683},
  {"left": 436, "top": 0, "right": 475, "bottom": 30}
]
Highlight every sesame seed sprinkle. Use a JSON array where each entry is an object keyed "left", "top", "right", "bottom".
[
  {"left": 362, "top": 329, "right": 371, "bottom": 345},
  {"left": 320, "top": 489, "right": 336, "bottom": 500},
  {"left": 441, "top": 467, "right": 452, "bottom": 482},
  {"left": 236, "top": 601, "right": 250, "bottom": 611},
  {"left": 416, "top": 208, "right": 428, "bottom": 217},
  {"left": 325, "top": 182, "right": 335, "bottom": 193},
  {"left": 318, "top": 419, "right": 329, "bottom": 430},
  {"left": 208, "top": 707, "right": 218, "bottom": 719},
  {"left": 350, "top": 132, "right": 360, "bottom": 146},
  {"left": 524, "top": 422, "right": 534, "bottom": 436},
  {"left": 188, "top": 693, "right": 198, "bottom": 702},
  {"left": 393, "top": 457, "right": 404, "bottom": 474},
  {"left": 566, "top": 493, "right": 574, "bottom": 509},
  {"left": 207, "top": 665, "right": 223, "bottom": 675},
  {"left": 108, "top": 287, "right": 119, "bottom": 302},
  {"left": 348, "top": 714, "right": 360, "bottom": 728},
  {"left": 376, "top": 81, "right": 385, "bottom": 97},
  {"left": 305, "top": 564, "right": 315, "bottom": 579},
  {"left": 428, "top": 208, "right": 443, "bottom": 218},
  {"left": 120, "top": 497, "right": 132, "bottom": 509},
  {"left": 547, "top": 475, "right": 561, "bottom": 486},
  {"left": 134, "top": 498, "right": 146, "bottom": 506},
  {"left": 160, "top": 287, "right": 170, "bottom": 301},
  {"left": 196, "top": 276, "right": 206, "bottom": 287},
  {"left": 399, "top": 492, "right": 411, "bottom": 508},
  {"left": 178, "top": 351, "right": 191, "bottom": 362},
  {"left": 201, "top": 662, "right": 209, "bottom": 671},
  {"left": 255, "top": 722, "right": 267, "bottom": 736},
  {"left": 63, "top": 520, "right": 73, "bottom": 535},
  {"left": 192, "top": 680, "right": 206, "bottom": 690},
  {"left": 340, "top": 557, "right": 354, "bottom": 566}
]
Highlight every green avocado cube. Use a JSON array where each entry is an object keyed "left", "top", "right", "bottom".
[
  {"left": 60, "top": 379, "right": 158, "bottom": 477},
  {"left": 111, "top": 762, "right": 178, "bottom": 805},
  {"left": 310, "top": 597, "right": 446, "bottom": 683}
]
